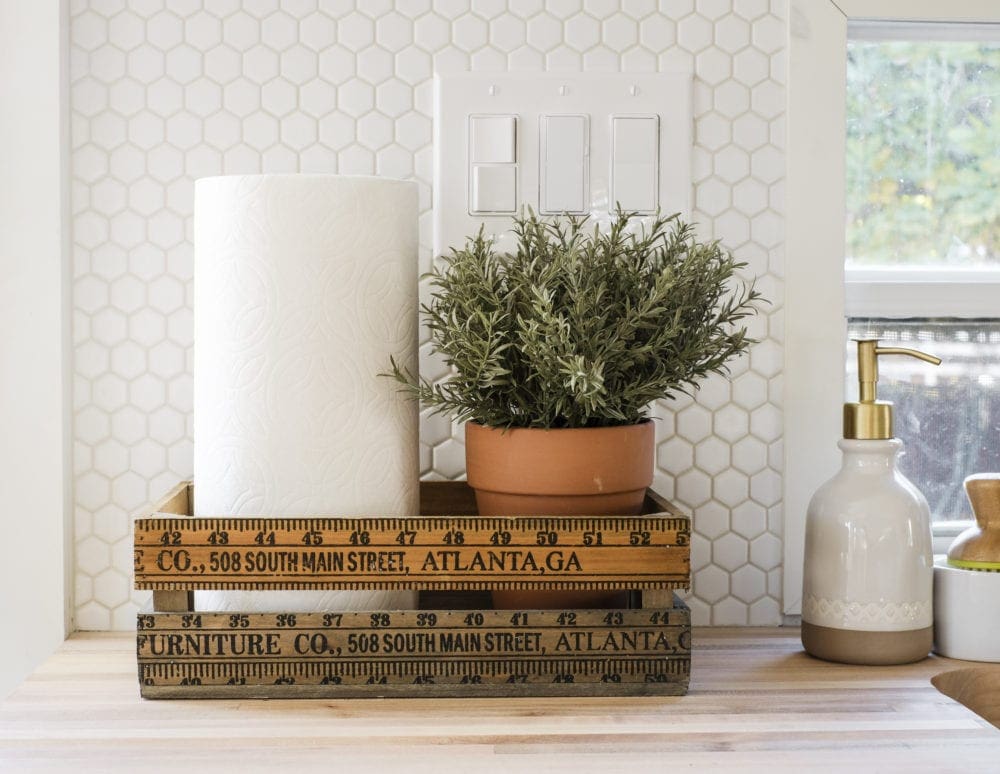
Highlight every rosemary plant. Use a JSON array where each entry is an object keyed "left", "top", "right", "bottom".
[{"left": 389, "top": 209, "right": 764, "bottom": 429}]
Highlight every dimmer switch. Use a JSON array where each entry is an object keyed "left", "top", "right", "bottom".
[
  {"left": 611, "top": 115, "right": 659, "bottom": 213},
  {"left": 540, "top": 114, "right": 589, "bottom": 215}
]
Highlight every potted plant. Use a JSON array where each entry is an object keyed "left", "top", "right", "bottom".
[{"left": 389, "top": 209, "right": 764, "bottom": 608}]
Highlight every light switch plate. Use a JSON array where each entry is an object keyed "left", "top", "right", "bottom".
[{"left": 434, "top": 72, "right": 692, "bottom": 257}]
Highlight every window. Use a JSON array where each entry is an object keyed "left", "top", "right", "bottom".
[
  {"left": 786, "top": 2, "right": 1000, "bottom": 614},
  {"left": 845, "top": 22, "right": 1000, "bottom": 524}
]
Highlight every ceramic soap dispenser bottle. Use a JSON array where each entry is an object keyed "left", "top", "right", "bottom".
[{"left": 802, "top": 339, "right": 941, "bottom": 665}]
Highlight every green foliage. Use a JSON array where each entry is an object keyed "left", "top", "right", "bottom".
[
  {"left": 846, "top": 40, "right": 1000, "bottom": 266},
  {"left": 388, "top": 209, "right": 764, "bottom": 429}
]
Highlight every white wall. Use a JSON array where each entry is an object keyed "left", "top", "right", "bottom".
[{"left": 0, "top": 0, "right": 71, "bottom": 697}]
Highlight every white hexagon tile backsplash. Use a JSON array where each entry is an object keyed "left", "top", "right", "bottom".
[{"left": 70, "top": 0, "right": 786, "bottom": 630}]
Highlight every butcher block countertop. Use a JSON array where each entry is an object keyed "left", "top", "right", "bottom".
[{"left": 2, "top": 628, "right": 998, "bottom": 772}]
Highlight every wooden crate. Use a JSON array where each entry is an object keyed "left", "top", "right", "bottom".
[{"left": 135, "top": 481, "right": 691, "bottom": 699}]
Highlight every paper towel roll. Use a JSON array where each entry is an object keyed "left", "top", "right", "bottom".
[{"left": 193, "top": 174, "right": 419, "bottom": 612}]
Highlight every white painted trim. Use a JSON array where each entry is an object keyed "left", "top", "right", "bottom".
[
  {"left": 834, "top": 0, "right": 1000, "bottom": 23},
  {"left": 0, "top": 0, "right": 71, "bottom": 697},
  {"left": 784, "top": 0, "right": 849, "bottom": 616},
  {"left": 845, "top": 280, "right": 1000, "bottom": 318},
  {"left": 849, "top": 20, "right": 1000, "bottom": 40}
]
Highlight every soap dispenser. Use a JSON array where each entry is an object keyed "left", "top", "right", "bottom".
[{"left": 802, "top": 339, "right": 941, "bottom": 665}]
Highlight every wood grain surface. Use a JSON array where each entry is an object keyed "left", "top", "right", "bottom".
[{"left": 2, "top": 628, "right": 998, "bottom": 773}]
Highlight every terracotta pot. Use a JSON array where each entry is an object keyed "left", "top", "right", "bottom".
[{"left": 465, "top": 421, "right": 655, "bottom": 610}]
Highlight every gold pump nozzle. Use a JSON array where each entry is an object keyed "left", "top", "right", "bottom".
[{"left": 844, "top": 339, "right": 942, "bottom": 440}]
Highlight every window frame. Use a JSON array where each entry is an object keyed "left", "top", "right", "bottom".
[{"left": 784, "top": 0, "right": 1000, "bottom": 615}]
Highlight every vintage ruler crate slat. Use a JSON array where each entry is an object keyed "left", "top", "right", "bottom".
[{"left": 135, "top": 481, "right": 692, "bottom": 699}]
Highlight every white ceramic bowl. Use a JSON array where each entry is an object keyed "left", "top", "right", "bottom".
[{"left": 933, "top": 556, "right": 1000, "bottom": 662}]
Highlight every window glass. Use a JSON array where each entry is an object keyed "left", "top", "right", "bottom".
[
  {"left": 846, "top": 38, "right": 1000, "bottom": 268},
  {"left": 846, "top": 319, "right": 1000, "bottom": 520}
]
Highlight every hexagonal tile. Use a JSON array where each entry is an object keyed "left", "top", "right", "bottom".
[
  {"left": 731, "top": 564, "right": 766, "bottom": 603},
  {"left": 76, "top": 471, "right": 110, "bottom": 512},
  {"left": 714, "top": 210, "right": 750, "bottom": 248},
  {"left": 731, "top": 436, "right": 767, "bottom": 476},
  {"left": 299, "top": 79, "right": 337, "bottom": 118},
  {"left": 677, "top": 14, "right": 712, "bottom": 53},
  {"left": 749, "top": 596, "right": 780, "bottom": 625},
  {"left": 752, "top": 14, "right": 784, "bottom": 54},
  {"left": 619, "top": 45, "right": 654, "bottom": 71},
  {"left": 297, "top": 10, "right": 335, "bottom": 49},
  {"left": 695, "top": 177, "right": 730, "bottom": 218},
  {"left": 243, "top": 44, "right": 280, "bottom": 83},
  {"left": 93, "top": 504, "right": 128, "bottom": 543},
  {"left": 204, "top": 44, "right": 242, "bottom": 84},
  {"left": 676, "top": 404, "right": 712, "bottom": 444},
  {"left": 356, "top": 111, "right": 393, "bottom": 150},
  {"left": 282, "top": 44, "right": 318, "bottom": 82},
  {"left": 470, "top": 46, "right": 506, "bottom": 71},
  {"left": 336, "top": 11, "right": 374, "bottom": 52},
  {"left": 432, "top": 438, "right": 466, "bottom": 480},
  {"left": 526, "top": 14, "right": 561, "bottom": 51},
  {"left": 90, "top": 244, "right": 128, "bottom": 280},
  {"left": 564, "top": 14, "right": 599, "bottom": 52},
  {"left": 714, "top": 469, "right": 749, "bottom": 507},
  {"left": 109, "top": 12, "right": 145, "bottom": 51},
  {"left": 693, "top": 565, "right": 728, "bottom": 604},
  {"left": 713, "top": 532, "right": 748, "bottom": 572},
  {"left": 749, "top": 403, "right": 781, "bottom": 443},
  {"left": 76, "top": 405, "right": 111, "bottom": 446},
  {"left": 750, "top": 531, "right": 782, "bottom": 571},
  {"left": 413, "top": 13, "right": 449, "bottom": 50},
  {"left": 77, "top": 535, "right": 112, "bottom": 578},
  {"left": 92, "top": 373, "right": 129, "bottom": 413},
  {"left": 491, "top": 16, "right": 526, "bottom": 53},
  {"left": 697, "top": 47, "right": 731, "bottom": 85},
  {"left": 715, "top": 146, "right": 750, "bottom": 184},
  {"left": 675, "top": 468, "right": 711, "bottom": 507},
  {"left": 751, "top": 79, "right": 783, "bottom": 120},
  {"left": 714, "top": 80, "right": 750, "bottom": 119},
  {"left": 185, "top": 11, "right": 223, "bottom": 49},
  {"left": 695, "top": 111, "right": 729, "bottom": 152},
  {"left": 146, "top": 11, "right": 184, "bottom": 52},
  {"left": 731, "top": 500, "right": 766, "bottom": 539},
  {"left": 281, "top": 113, "right": 318, "bottom": 150},
  {"left": 394, "top": 46, "right": 432, "bottom": 85},
  {"left": 694, "top": 437, "right": 729, "bottom": 476},
  {"left": 337, "top": 79, "right": 375, "bottom": 117},
  {"left": 709, "top": 402, "right": 746, "bottom": 442},
  {"left": 376, "top": 143, "right": 413, "bottom": 177},
  {"left": 223, "top": 78, "right": 261, "bottom": 118},
  {"left": 732, "top": 178, "right": 768, "bottom": 217},
  {"left": 582, "top": 45, "right": 617, "bottom": 71},
  {"left": 149, "top": 406, "right": 186, "bottom": 445},
  {"left": 732, "top": 115, "right": 767, "bottom": 153},
  {"left": 657, "top": 434, "right": 694, "bottom": 476},
  {"left": 638, "top": 14, "right": 674, "bottom": 50},
  {"left": 241, "top": 111, "right": 277, "bottom": 151},
  {"left": 734, "top": 0, "right": 770, "bottom": 21},
  {"left": 713, "top": 596, "right": 748, "bottom": 625}
]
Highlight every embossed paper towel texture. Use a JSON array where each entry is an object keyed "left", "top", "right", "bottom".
[{"left": 193, "top": 175, "right": 419, "bottom": 611}]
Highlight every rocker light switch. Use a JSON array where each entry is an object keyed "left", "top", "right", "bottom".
[
  {"left": 468, "top": 114, "right": 518, "bottom": 214},
  {"left": 540, "top": 114, "right": 589, "bottom": 214},
  {"left": 611, "top": 115, "right": 659, "bottom": 213},
  {"left": 470, "top": 115, "right": 516, "bottom": 163},
  {"left": 472, "top": 165, "right": 516, "bottom": 213}
]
